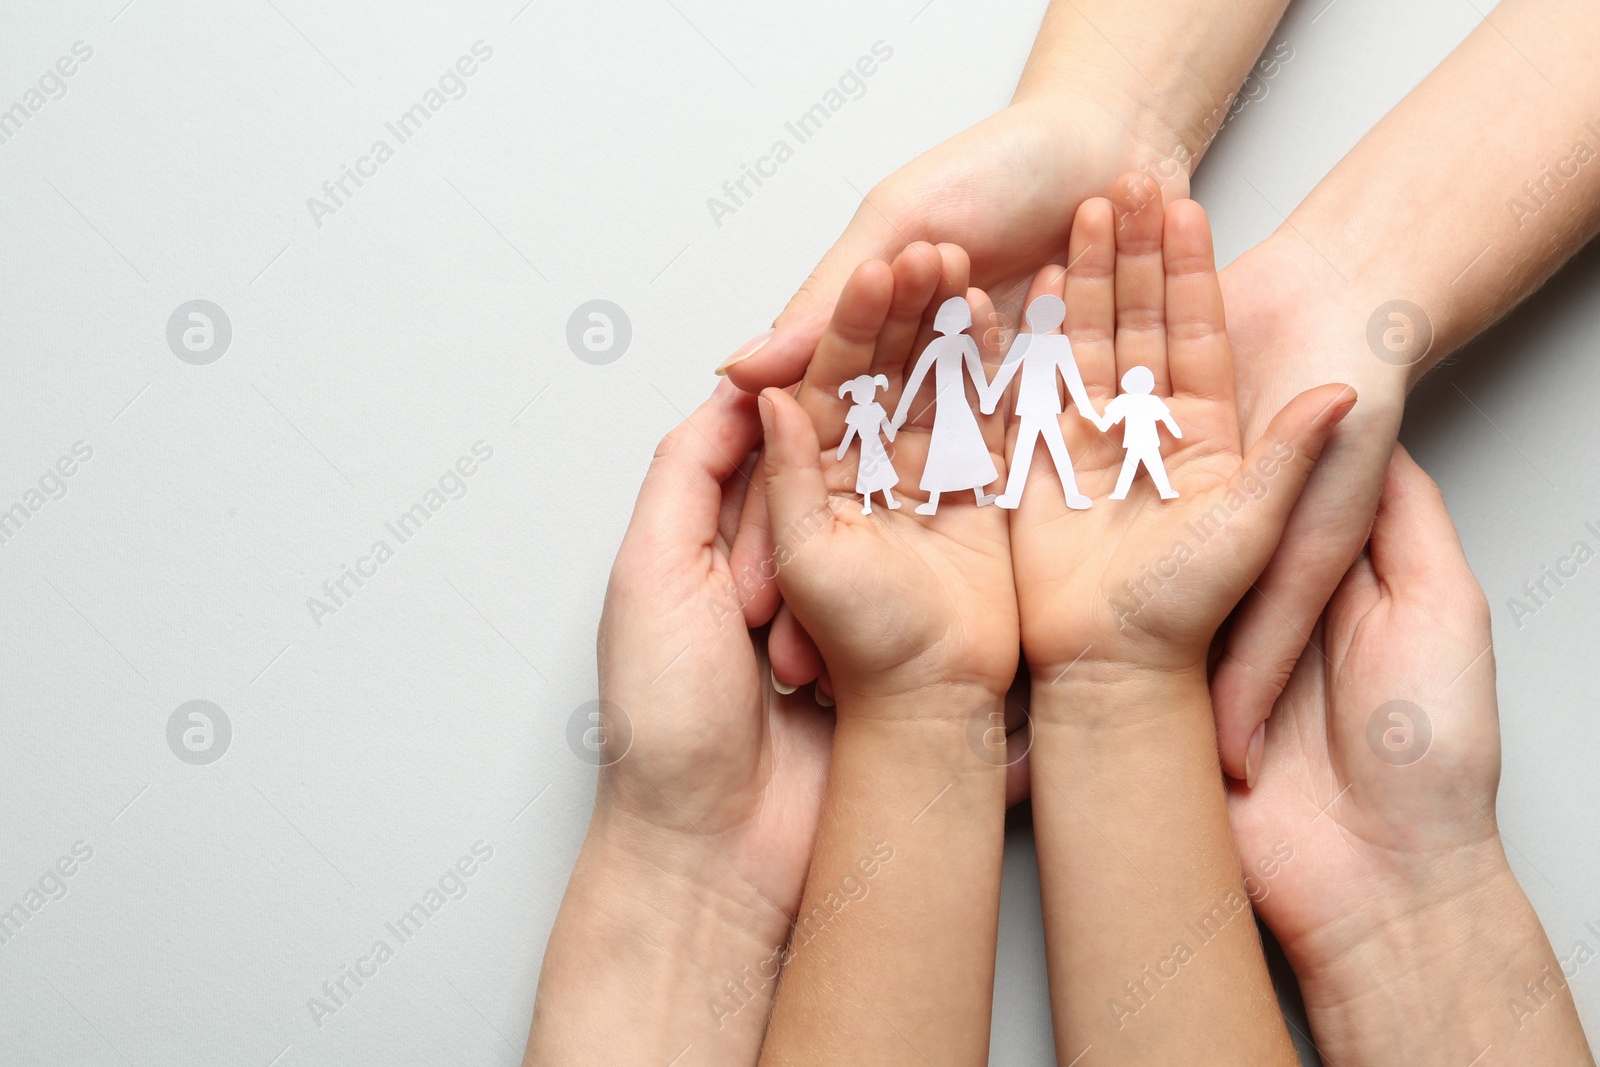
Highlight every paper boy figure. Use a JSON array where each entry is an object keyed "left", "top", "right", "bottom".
[
  {"left": 890, "top": 297, "right": 998, "bottom": 515},
  {"left": 980, "top": 294, "right": 1095, "bottom": 510},
  {"left": 837, "top": 373, "right": 902, "bottom": 514},
  {"left": 1102, "top": 366, "right": 1181, "bottom": 500}
]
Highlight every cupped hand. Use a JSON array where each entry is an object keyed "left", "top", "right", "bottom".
[
  {"left": 721, "top": 96, "right": 1189, "bottom": 392},
  {"left": 1210, "top": 233, "right": 1411, "bottom": 779},
  {"left": 756, "top": 250, "right": 1020, "bottom": 707},
  {"left": 1007, "top": 173, "right": 1355, "bottom": 690},
  {"left": 1225, "top": 444, "right": 1505, "bottom": 978},
  {"left": 597, "top": 380, "right": 832, "bottom": 916}
]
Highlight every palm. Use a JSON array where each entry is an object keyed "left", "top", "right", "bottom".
[
  {"left": 1012, "top": 382, "right": 1246, "bottom": 672},
  {"left": 765, "top": 252, "right": 1021, "bottom": 701},
  {"left": 1002, "top": 185, "right": 1330, "bottom": 678},
  {"left": 808, "top": 410, "right": 1016, "bottom": 691},
  {"left": 1226, "top": 454, "right": 1501, "bottom": 969}
]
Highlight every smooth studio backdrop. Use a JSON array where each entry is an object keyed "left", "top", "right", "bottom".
[{"left": 1, "top": 1, "right": 1596, "bottom": 1064}]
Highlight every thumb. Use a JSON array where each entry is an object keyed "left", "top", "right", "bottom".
[
  {"left": 1218, "top": 384, "right": 1358, "bottom": 584},
  {"left": 722, "top": 201, "right": 906, "bottom": 391},
  {"left": 1210, "top": 383, "right": 1356, "bottom": 783},
  {"left": 759, "top": 388, "right": 834, "bottom": 564}
]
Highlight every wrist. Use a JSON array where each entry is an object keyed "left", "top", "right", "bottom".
[
  {"left": 582, "top": 799, "right": 791, "bottom": 945},
  {"left": 1029, "top": 657, "right": 1209, "bottom": 729},
  {"left": 1286, "top": 848, "right": 1551, "bottom": 1056}
]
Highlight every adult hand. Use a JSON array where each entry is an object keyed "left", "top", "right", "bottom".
[
  {"left": 530, "top": 381, "right": 833, "bottom": 1064},
  {"left": 1226, "top": 447, "right": 1591, "bottom": 1064},
  {"left": 719, "top": 95, "right": 1190, "bottom": 391},
  {"left": 1210, "top": 233, "right": 1408, "bottom": 781}
]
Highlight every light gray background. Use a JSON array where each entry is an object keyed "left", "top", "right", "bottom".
[{"left": 1, "top": 1, "right": 1595, "bottom": 1064}]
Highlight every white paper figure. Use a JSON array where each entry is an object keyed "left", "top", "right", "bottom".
[
  {"left": 980, "top": 294, "right": 1094, "bottom": 510},
  {"left": 837, "top": 373, "right": 902, "bottom": 514},
  {"left": 1102, "top": 366, "right": 1181, "bottom": 500},
  {"left": 890, "top": 297, "right": 998, "bottom": 515}
]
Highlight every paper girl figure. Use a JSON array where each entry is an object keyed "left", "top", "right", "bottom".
[
  {"left": 980, "top": 294, "right": 1094, "bottom": 510},
  {"left": 1101, "top": 365, "right": 1182, "bottom": 500},
  {"left": 836, "top": 373, "right": 901, "bottom": 514},
  {"left": 889, "top": 297, "right": 998, "bottom": 515}
]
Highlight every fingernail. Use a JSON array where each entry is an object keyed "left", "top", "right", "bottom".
[
  {"left": 1246, "top": 723, "right": 1266, "bottom": 789},
  {"left": 715, "top": 330, "right": 774, "bottom": 375},
  {"left": 772, "top": 666, "right": 798, "bottom": 696},
  {"left": 814, "top": 685, "right": 834, "bottom": 708},
  {"left": 712, "top": 376, "right": 739, "bottom": 399},
  {"left": 757, "top": 392, "right": 776, "bottom": 438}
]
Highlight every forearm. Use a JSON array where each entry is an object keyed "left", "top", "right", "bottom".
[
  {"left": 528, "top": 809, "right": 790, "bottom": 1066},
  {"left": 1286, "top": 848, "right": 1594, "bottom": 1066},
  {"left": 1030, "top": 669, "right": 1297, "bottom": 1066},
  {"left": 1014, "top": 0, "right": 1292, "bottom": 176},
  {"left": 758, "top": 693, "right": 1007, "bottom": 1066},
  {"left": 1282, "top": 0, "right": 1600, "bottom": 384}
]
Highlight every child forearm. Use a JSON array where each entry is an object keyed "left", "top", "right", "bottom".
[
  {"left": 758, "top": 691, "right": 1008, "bottom": 1067},
  {"left": 1031, "top": 668, "right": 1298, "bottom": 1066}
]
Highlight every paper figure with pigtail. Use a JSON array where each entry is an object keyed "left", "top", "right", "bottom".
[
  {"left": 889, "top": 297, "right": 999, "bottom": 515},
  {"left": 836, "top": 373, "right": 902, "bottom": 514}
]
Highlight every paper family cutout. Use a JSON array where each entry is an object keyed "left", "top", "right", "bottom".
[{"left": 838, "top": 295, "right": 1182, "bottom": 515}]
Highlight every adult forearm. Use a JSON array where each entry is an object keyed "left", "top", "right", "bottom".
[
  {"left": 1014, "top": 0, "right": 1292, "bottom": 175},
  {"left": 1291, "top": 853, "right": 1595, "bottom": 1066},
  {"left": 758, "top": 696, "right": 1007, "bottom": 1066},
  {"left": 1030, "top": 670, "right": 1298, "bottom": 1066},
  {"left": 1283, "top": 0, "right": 1600, "bottom": 383},
  {"left": 528, "top": 810, "right": 790, "bottom": 1066}
]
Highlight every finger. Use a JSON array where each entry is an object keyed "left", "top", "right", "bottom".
[
  {"left": 721, "top": 197, "right": 905, "bottom": 390},
  {"left": 875, "top": 242, "right": 944, "bottom": 378},
  {"left": 630, "top": 379, "right": 763, "bottom": 552},
  {"left": 1111, "top": 172, "right": 1170, "bottom": 395},
  {"left": 1211, "top": 385, "right": 1363, "bottom": 781},
  {"left": 1064, "top": 198, "right": 1117, "bottom": 398},
  {"left": 1162, "top": 199, "right": 1236, "bottom": 412},
  {"left": 770, "top": 601, "right": 825, "bottom": 690},
  {"left": 1214, "top": 385, "right": 1359, "bottom": 591},
  {"left": 759, "top": 387, "right": 834, "bottom": 564},
  {"left": 729, "top": 471, "right": 782, "bottom": 627},
  {"left": 798, "top": 259, "right": 895, "bottom": 441}
]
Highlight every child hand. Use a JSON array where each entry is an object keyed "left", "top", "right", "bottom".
[
  {"left": 757, "top": 247, "right": 1019, "bottom": 708},
  {"left": 1007, "top": 173, "right": 1355, "bottom": 691}
]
